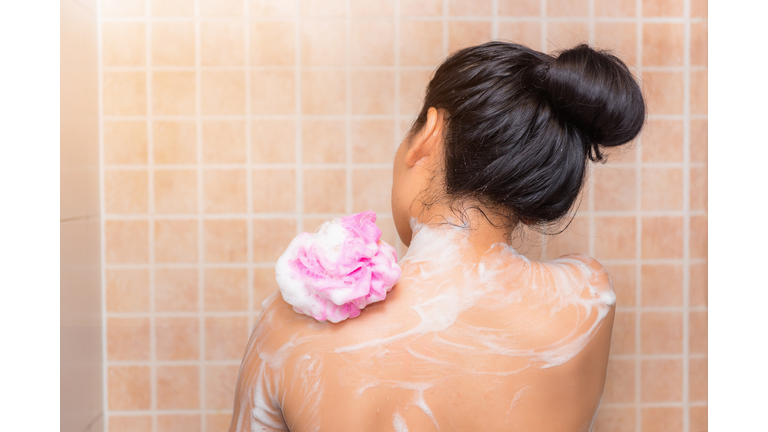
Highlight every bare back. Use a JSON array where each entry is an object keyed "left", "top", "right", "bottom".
[{"left": 230, "top": 224, "right": 616, "bottom": 432}]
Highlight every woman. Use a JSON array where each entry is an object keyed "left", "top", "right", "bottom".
[{"left": 230, "top": 41, "right": 645, "bottom": 431}]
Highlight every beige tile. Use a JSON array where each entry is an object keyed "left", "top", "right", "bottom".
[
  {"left": 399, "top": 69, "right": 432, "bottom": 115},
  {"left": 592, "top": 407, "right": 636, "bottom": 432},
  {"left": 690, "top": 406, "right": 708, "bottom": 432},
  {"left": 205, "top": 364, "right": 241, "bottom": 409},
  {"left": 250, "top": 0, "right": 295, "bottom": 16},
  {"left": 301, "top": 20, "right": 346, "bottom": 66},
  {"left": 251, "top": 70, "right": 296, "bottom": 115},
  {"left": 547, "top": 0, "right": 589, "bottom": 16},
  {"left": 690, "top": 310, "right": 708, "bottom": 354},
  {"left": 151, "top": 22, "right": 195, "bottom": 66},
  {"left": 352, "top": 119, "right": 396, "bottom": 163},
  {"left": 691, "top": 0, "right": 708, "bottom": 17},
  {"left": 641, "top": 119, "right": 684, "bottom": 162},
  {"left": 351, "top": 20, "right": 395, "bottom": 66},
  {"left": 151, "top": 0, "right": 195, "bottom": 16},
  {"left": 546, "top": 21, "right": 589, "bottom": 51},
  {"left": 498, "top": 0, "right": 541, "bottom": 16},
  {"left": 303, "top": 169, "right": 346, "bottom": 213},
  {"left": 640, "top": 167, "right": 683, "bottom": 211},
  {"left": 691, "top": 119, "right": 708, "bottom": 164},
  {"left": 155, "top": 316, "right": 200, "bottom": 360},
  {"left": 594, "top": 22, "right": 637, "bottom": 66},
  {"left": 206, "top": 413, "right": 233, "bottom": 432},
  {"left": 300, "top": 0, "right": 345, "bottom": 16},
  {"left": 400, "top": 20, "right": 444, "bottom": 66},
  {"left": 641, "top": 359, "right": 683, "bottom": 402},
  {"left": 106, "top": 269, "right": 149, "bottom": 312},
  {"left": 252, "top": 119, "right": 296, "bottom": 163},
  {"left": 448, "top": 21, "right": 492, "bottom": 52},
  {"left": 302, "top": 119, "right": 346, "bottom": 164},
  {"left": 351, "top": 70, "right": 395, "bottom": 115},
  {"left": 449, "top": 0, "right": 492, "bottom": 15},
  {"left": 643, "top": 23, "right": 684, "bottom": 66},
  {"left": 202, "top": 71, "right": 246, "bottom": 115},
  {"left": 252, "top": 219, "right": 297, "bottom": 261},
  {"left": 252, "top": 169, "right": 296, "bottom": 212},
  {"left": 641, "top": 264, "right": 683, "bottom": 307},
  {"left": 691, "top": 166, "right": 708, "bottom": 212},
  {"left": 594, "top": 216, "right": 636, "bottom": 260},
  {"left": 203, "top": 169, "right": 247, "bottom": 213},
  {"left": 154, "top": 169, "right": 197, "bottom": 214},
  {"left": 107, "top": 366, "right": 151, "bottom": 410},
  {"left": 643, "top": 71, "right": 684, "bottom": 115},
  {"left": 205, "top": 316, "right": 249, "bottom": 360},
  {"left": 641, "top": 311, "right": 683, "bottom": 354},
  {"left": 103, "top": 72, "right": 146, "bottom": 116},
  {"left": 205, "top": 268, "right": 248, "bottom": 311},
  {"left": 593, "top": 166, "right": 637, "bottom": 211},
  {"left": 544, "top": 216, "right": 589, "bottom": 259},
  {"left": 105, "top": 220, "right": 149, "bottom": 263},
  {"left": 352, "top": 169, "right": 392, "bottom": 213},
  {"left": 201, "top": 0, "right": 243, "bottom": 16},
  {"left": 602, "top": 359, "right": 635, "bottom": 403},
  {"left": 107, "top": 317, "right": 150, "bottom": 361},
  {"left": 203, "top": 121, "right": 247, "bottom": 164},
  {"left": 152, "top": 71, "right": 196, "bottom": 115},
  {"left": 603, "top": 264, "right": 636, "bottom": 307},
  {"left": 153, "top": 121, "right": 197, "bottom": 165},
  {"left": 109, "top": 416, "right": 152, "bottom": 432},
  {"left": 692, "top": 21, "right": 708, "bottom": 67},
  {"left": 104, "top": 170, "right": 148, "bottom": 214},
  {"left": 690, "top": 262, "right": 708, "bottom": 307},
  {"left": 253, "top": 268, "right": 279, "bottom": 312},
  {"left": 156, "top": 365, "right": 200, "bottom": 409},
  {"left": 690, "top": 357, "right": 708, "bottom": 402},
  {"left": 204, "top": 219, "right": 248, "bottom": 263},
  {"left": 595, "top": 0, "right": 636, "bottom": 16},
  {"left": 351, "top": 0, "right": 394, "bottom": 16},
  {"left": 201, "top": 20, "right": 245, "bottom": 66},
  {"left": 158, "top": 415, "right": 201, "bottom": 432},
  {"left": 610, "top": 311, "right": 635, "bottom": 355},
  {"left": 250, "top": 21, "right": 295, "bottom": 66},
  {"left": 155, "top": 268, "right": 199, "bottom": 312},
  {"left": 102, "top": 0, "right": 144, "bottom": 17},
  {"left": 497, "top": 21, "right": 542, "bottom": 51},
  {"left": 302, "top": 70, "right": 346, "bottom": 115},
  {"left": 155, "top": 219, "right": 198, "bottom": 263},
  {"left": 400, "top": 0, "right": 443, "bottom": 16},
  {"left": 104, "top": 121, "right": 147, "bottom": 165},
  {"left": 641, "top": 216, "right": 683, "bottom": 259},
  {"left": 102, "top": 22, "right": 145, "bottom": 67},
  {"left": 643, "top": 0, "right": 683, "bottom": 16},
  {"left": 691, "top": 70, "right": 708, "bottom": 115},
  {"left": 641, "top": 407, "right": 683, "bottom": 432}
]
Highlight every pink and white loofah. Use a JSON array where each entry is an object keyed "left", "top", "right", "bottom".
[{"left": 275, "top": 211, "right": 401, "bottom": 323}]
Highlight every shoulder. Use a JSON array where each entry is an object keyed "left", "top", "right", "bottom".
[{"left": 546, "top": 253, "right": 615, "bottom": 304}]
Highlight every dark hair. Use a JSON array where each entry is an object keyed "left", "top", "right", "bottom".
[{"left": 409, "top": 41, "right": 645, "bottom": 228}]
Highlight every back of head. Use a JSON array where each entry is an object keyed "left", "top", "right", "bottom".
[{"left": 409, "top": 41, "right": 645, "bottom": 228}]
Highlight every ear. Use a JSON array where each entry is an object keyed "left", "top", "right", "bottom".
[{"left": 405, "top": 107, "right": 444, "bottom": 168}]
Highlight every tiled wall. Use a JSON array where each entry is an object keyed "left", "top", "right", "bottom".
[{"left": 99, "top": 0, "right": 707, "bottom": 431}]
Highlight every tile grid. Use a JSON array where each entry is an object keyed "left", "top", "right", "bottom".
[
  {"left": 682, "top": 0, "right": 692, "bottom": 430},
  {"left": 193, "top": 1, "right": 205, "bottom": 430},
  {"left": 634, "top": 0, "right": 644, "bottom": 429}
]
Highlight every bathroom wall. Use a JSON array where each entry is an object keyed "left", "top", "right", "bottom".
[
  {"left": 99, "top": 0, "right": 707, "bottom": 431},
  {"left": 62, "top": 0, "right": 103, "bottom": 431}
]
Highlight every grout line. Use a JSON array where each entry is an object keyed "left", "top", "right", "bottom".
[
  {"left": 491, "top": 0, "right": 499, "bottom": 39},
  {"left": 541, "top": 0, "right": 547, "bottom": 52},
  {"left": 682, "top": 0, "right": 692, "bottom": 430},
  {"left": 193, "top": 1, "right": 206, "bottom": 430},
  {"left": 443, "top": 0, "right": 448, "bottom": 55},
  {"left": 244, "top": 0, "right": 255, "bottom": 331},
  {"left": 295, "top": 0, "right": 304, "bottom": 234},
  {"left": 345, "top": 0, "right": 353, "bottom": 216},
  {"left": 100, "top": 15, "right": 699, "bottom": 24},
  {"left": 144, "top": 1, "right": 158, "bottom": 430}
]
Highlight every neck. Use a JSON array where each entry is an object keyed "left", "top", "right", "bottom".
[{"left": 414, "top": 201, "right": 519, "bottom": 257}]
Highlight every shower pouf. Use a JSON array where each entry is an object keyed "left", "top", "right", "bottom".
[{"left": 275, "top": 211, "right": 401, "bottom": 323}]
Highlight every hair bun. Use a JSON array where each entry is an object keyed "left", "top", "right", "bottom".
[{"left": 545, "top": 44, "right": 645, "bottom": 160}]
